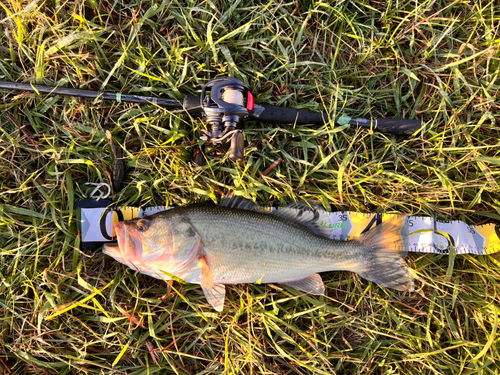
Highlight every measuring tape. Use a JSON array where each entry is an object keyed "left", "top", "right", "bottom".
[{"left": 77, "top": 203, "right": 500, "bottom": 255}]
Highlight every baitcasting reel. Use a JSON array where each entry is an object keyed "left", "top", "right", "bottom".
[{"left": 198, "top": 77, "right": 254, "bottom": 160}]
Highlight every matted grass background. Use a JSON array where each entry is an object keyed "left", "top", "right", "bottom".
[{"left": 1, "top": 0, "right": 500, "bottom": 374}]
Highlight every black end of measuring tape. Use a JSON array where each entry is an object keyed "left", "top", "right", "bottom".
[
  {"left": 75, "top": 198, "right": 114, "bottom": 209},
  {"left": 76, "top": 198, "right": 116, "bottom": 252},
  {"left": 81, "top": 242, "right": 107, "bottom": 252}
]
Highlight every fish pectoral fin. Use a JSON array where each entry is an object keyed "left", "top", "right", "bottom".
[
  {"left": 202, "top": 284, "right": 226, "bottom": 312},
  {"left": 200, "top": 256, "right": 214, "bottom": 290},
  {"left": 283, "top": 274, "right": 325, "bottom": 295}
]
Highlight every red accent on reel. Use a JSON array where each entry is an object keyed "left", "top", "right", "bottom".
[{"left": 247, "top": 92, "right": 254, "bottom": 111}]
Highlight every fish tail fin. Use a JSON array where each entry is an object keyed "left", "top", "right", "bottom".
[{"left": 355, "top": 216, "right": 414, "bottom": 291}]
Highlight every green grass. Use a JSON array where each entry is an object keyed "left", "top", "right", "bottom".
[{"left": 1, "top": 0, "right": 500, "bottom": 373}]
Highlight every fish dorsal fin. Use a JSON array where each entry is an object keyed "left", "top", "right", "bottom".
[
  {"left": 220, "top": 194, "right": 260, "bottom": 211},
  {"left": 272, "top": 201, "right": 332, "bottom": 238}
]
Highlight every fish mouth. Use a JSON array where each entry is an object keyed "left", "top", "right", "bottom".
[
  {"left": 103, "top": 222, "right": 127, "bottom": 259},
  {"left": 102, "top": 221, "right": 145, "bottom": 263}
]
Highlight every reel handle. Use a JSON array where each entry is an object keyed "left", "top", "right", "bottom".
[{"left": 229, "top": 131, "right": 245, "bottom": 160}]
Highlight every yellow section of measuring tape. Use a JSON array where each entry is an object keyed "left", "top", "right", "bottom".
[
  {"left": 476, "top": 224, "right": 500, "bottom": 255},
  {"left": 347, "top": 212, "right": 399, "bottom": 239},
  {"left": 348, "top": 212, "right": 370, "bottom": 239},
  {"left": 110, "top": 207, "right": 140, "bottom": 237}
]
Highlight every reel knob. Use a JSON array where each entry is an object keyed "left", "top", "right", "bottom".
[{"left": 229, "top": 131, "right": 245, "bottom": 160}]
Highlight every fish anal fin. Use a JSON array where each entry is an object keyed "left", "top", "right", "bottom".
[
  {"left": 283, "top": 273, "right": 325, "bottom": 295},
  {"left": 202, "top": 284, "right": 226, "bottom": 312},
  {"left": 199, "top": 256, "right": 214, "bottom": 290}
]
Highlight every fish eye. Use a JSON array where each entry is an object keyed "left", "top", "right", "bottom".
[{"left": 136, "top": 220, "right": 149, "bottom": 232}]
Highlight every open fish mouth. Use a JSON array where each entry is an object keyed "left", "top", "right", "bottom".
[
  {"left": 103, "top": 221, "right": 144, "bottom": 272},
  {"left": 102, "top": 242, "right": 120, "bottom": 257},
  {"left": 102, "top": 221, "right": 145, "bottom": 262},
  {"left": 103, "top": 222, "right": 127, "bottom": 259}
]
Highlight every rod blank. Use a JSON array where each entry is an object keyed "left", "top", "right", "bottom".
[{"left": 0, "top": 81, "right": 183, "bottom": 108}]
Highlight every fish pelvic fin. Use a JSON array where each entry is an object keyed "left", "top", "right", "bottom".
[
  {"left": 202, "top": 284, "right": 226, "bottom": 312},
  {"left": 355, "top": 216, "right": 414, "bottom": 292},
  {"left": 198, "top": 250, "right": 224, "bottom": 311}
]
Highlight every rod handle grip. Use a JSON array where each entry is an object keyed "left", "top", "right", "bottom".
[
  {"left": 253, "top": 104, "right": 327, "bottom": 125},
  {"left": 375, "top": 118, "right": 424, "bottom": 135}
]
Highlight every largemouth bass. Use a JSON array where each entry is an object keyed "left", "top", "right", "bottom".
[{"left": 103, "top": 197, "right": 414, "bottom": 311}]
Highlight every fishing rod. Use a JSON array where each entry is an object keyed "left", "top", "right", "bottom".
[{"left": 0, "top": 77, "right": 423, "bottom": 160}]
